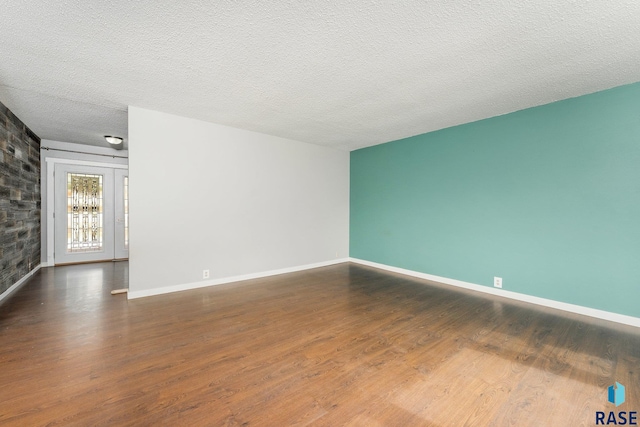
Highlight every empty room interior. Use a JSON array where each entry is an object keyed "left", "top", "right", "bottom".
[{"left": 1, "top": 2, "right": 640, "bottom": 426}]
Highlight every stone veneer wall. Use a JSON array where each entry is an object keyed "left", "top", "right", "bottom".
[{"left": 0, "top": 100, "right": 41, "bottom": 296}]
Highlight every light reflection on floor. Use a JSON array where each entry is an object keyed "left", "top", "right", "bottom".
[{"left": 37, "top": 262, "right": 129, "bottom": 362}]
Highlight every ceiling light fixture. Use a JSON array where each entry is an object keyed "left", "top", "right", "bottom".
[{"left": 105, "top": 135, "right": 123, "bottom": 145}]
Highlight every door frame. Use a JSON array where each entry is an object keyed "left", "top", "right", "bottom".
[{"left": 45, "top": 158, "right": 128, "bottom": 266}]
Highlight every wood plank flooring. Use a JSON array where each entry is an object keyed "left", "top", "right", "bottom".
[{"left": 0, "top": 262, "right": 638, "bottom": 426}]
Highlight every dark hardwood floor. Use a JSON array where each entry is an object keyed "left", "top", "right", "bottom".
[{"left": 0, "top": 262, "right": 638, "bottom": 426}]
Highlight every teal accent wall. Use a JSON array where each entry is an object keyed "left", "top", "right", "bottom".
[{"left": 350, "top": 82, "right": 640, "bottom": 318}]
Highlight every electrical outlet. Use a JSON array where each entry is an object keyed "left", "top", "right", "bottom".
[
  {"left": 203, "top": 269, "right": 210, "bottom": 279},
  {"left": 494, "top": 277, "right": 502, "bottom": 288}
]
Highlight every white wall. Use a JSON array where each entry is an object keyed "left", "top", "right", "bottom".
[
  {"left": 128, "top": 107, "right": 349, "bottom": 297},
  {"left": 40, "top": 140, "right": 128, "bottom": 265}
]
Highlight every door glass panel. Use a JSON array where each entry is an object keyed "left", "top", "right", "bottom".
[
  {"left": 67, "top": 173, "right": 103, "bottom": 253},
  {"left": 124, "top": 176, "right": 129, "bottom": 249}
]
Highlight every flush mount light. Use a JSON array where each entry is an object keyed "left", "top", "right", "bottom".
[{"left": 105, "top": 135, "right": 123, "bottom": 145}]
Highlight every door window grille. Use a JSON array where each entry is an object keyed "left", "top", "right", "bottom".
[
  {"left": 67, "top": 173, "right": 103, "bottom": 252},
  {"left": 124, "top": 176, "right": 129, "bottom": 249}
]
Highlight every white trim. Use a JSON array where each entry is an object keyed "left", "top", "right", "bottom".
[
  {"left": 0, "top": 265, "right": 41, "bottom": 304},
  {"left": 349, "top": 258, "right": 640, "bottom": 328},
  {"left": 46, "top": 163, "right": 55, "bottom": 265},
  {"left": 45, "top": 157, "right": 129, "bottom": 169},
  {"left": 128, "top": 258, "right": 350, "bottom": 299}
]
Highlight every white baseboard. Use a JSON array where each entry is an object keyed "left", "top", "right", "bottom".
[
  {"left": 128, "top": 258, "right": 350, "bottom": 299},
  {"left": 349, "top": 258, "right": 640, "bottom": 328},
  {"left": 0, "top": 264, "right": 42, "bottom": 304}
]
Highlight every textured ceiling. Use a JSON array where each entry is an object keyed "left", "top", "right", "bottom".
[{"left": 1, "top": 1, "right": 640, "bottom": 151}]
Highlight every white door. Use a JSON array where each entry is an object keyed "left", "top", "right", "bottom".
[{"left": 54, "top": 164, "right": 127, "bottom": 264}]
